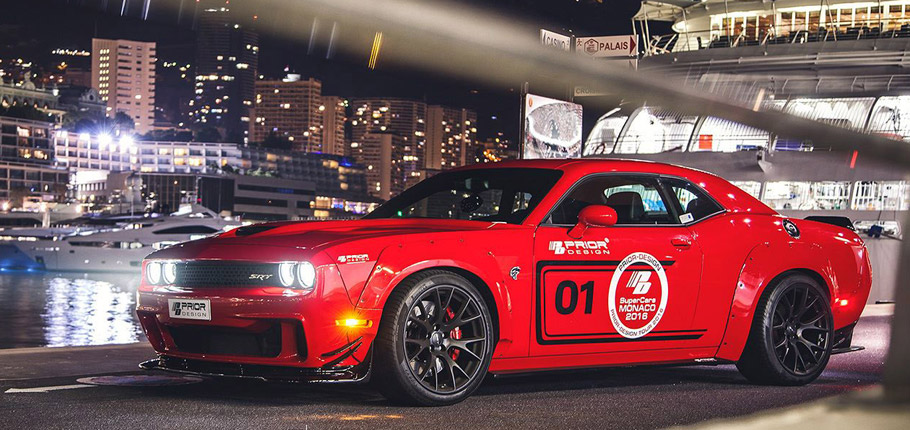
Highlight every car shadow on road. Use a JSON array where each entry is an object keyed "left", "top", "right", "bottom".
[
  {"left": 115, "top": 364, "right": 771, "bottom": 404},
  {"left": 111, "top": 359, "right": 877, "bottom": 408},
  {"left": 123, "top": 374, "right": 388, "bottom": 406}
]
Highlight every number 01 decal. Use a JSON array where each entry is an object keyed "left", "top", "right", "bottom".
[
  {"left": 536, "top": 253, "right": 670, "bottom": 344},
  {"left": 555, "top": 280, "right": 594, "bottom": 315}
]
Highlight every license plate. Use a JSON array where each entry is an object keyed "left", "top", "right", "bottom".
[{"left": 167, "top": 299, "right": 212, "bottom": 321}]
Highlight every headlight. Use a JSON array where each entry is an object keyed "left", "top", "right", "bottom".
[
  {"left": 162, "top": 261, "right": 178, "bottom": 284},
  {"left": 146, "top": 261, "right": 161, "bottom": 285},
  {"left": 278, "top": 262, "right": 296, "bottom": 287},
  {"left": 296, "top": 261, "right": 316, "bottom": 289}
]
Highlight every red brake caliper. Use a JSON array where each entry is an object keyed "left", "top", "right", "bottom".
[{"left": 446, "top": 307, "right": 462, "bottom": 360}]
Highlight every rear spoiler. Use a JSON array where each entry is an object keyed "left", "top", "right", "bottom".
[{"left": 804, "top": 216, "right": 855, "bottom": 231}]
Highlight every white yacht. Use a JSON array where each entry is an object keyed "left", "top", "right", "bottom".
[
  {"left": 6, "top": 205, "right": 243, "bottom": 272},
  {"left": 0, "top": 202, "right": 84, "bottom": 228}
]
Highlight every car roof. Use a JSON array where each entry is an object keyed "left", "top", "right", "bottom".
[
  {"left": 454, "top": 158, "right": 776, "bottom": 216},
  {"left": 456, "top": 158, "right": 710, "bottom": 177}
]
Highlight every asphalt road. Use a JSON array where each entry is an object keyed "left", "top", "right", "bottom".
[{"left": 0, "top": 308, "right": 892, "bottom": 430}]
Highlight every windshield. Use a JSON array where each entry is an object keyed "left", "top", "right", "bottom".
[{"left": 364, "top": 168, "right": 563, "bottom": 224}]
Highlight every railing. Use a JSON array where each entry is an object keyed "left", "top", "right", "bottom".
[{"left": 643, "top": 21, "right": 910, "bottom": 56}]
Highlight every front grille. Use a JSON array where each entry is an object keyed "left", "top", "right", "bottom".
[
  {"left": 175, "top": 261, "right": 278, "bottom": 288},
  {"left": 168, "top": 323, "right": 282, "bottom": 357}
]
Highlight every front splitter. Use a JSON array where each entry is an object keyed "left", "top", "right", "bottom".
[{"left": 139, "top": 354, "right": 370, "bottom": 384}]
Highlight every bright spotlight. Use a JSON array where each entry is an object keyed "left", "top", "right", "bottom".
[
  {"left": 98, "top": 134, "right": 113, "bottom": 149},
  {"left": 119, "top": 136, "right": 134, "bottom": 153}
]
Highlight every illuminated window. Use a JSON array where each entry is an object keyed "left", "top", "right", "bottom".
[
  {"left": 614, "top": 107, "right": 696, "bottom": 154},
  {"left": 852, "top": 181, "right": 910, "bottom": 211},
  {"left": 784, "top": 97, "right": 875, "bottom": 132},
  {"left": 730, "top": 181, "right": 762, "bottom": 199},
  {"left": 763, "top": 181, "right": 812, "bottom": 210},
  {"left": 693, "top": 117, "right": 769, "bottom": 152},
  {"left": 868, "top": 96, "right": 910, "bottom": 141}
]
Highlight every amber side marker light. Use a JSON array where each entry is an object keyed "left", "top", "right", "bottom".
[
  {"left": 835, "top": 298, "right": 849, "bottom": 307},
  {"left": 336, "top": 319, "right": 373, "bottom": 328}
]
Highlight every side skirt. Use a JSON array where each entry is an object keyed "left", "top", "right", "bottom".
[{"left": 488, "top": 347, "right": 721, "bottom": 374}]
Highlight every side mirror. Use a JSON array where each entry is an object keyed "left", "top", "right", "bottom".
[{"left": 568, "top": 205, "right": 617, "bottom": 239}]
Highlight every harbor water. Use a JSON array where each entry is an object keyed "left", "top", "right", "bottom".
[{"left": 0, "top": 272, "right": 144, "bottom": 349}]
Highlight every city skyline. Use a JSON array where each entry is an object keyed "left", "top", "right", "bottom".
[
  {"left": 0, "top": 0, "right": 507, "bottom": 203},
  {"left": 0, "top": 0, "right": 654, "bottom": 143},
  {"left": 0, "top": 0, "right": 656, "bottom": 212}
]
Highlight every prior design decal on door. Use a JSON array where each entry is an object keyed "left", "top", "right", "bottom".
[
  {"left": 548, "top": 238, "right": 610, "bottom": 255},
  {"left": 535, "top": 252, "right": 696, "bottom": 345}
]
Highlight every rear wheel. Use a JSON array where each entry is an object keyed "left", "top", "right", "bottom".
[
  {"left": 737, "top": 274, "right": 833, "bottom": 385},
  {"left": 373, "top": 270, "right": 494, "bottom": 406}
]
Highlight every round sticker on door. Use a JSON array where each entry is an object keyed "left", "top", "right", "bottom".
[{"left": 608, "top": 252, "right": 669, "bottom": 339}]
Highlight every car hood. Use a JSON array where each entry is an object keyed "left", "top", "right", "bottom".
[{"left": 194, "top": 218, "right": 513, "bottom": 251}]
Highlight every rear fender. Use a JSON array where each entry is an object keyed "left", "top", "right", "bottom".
[{"left": 715, "top": 241, "right": 836, "bottom": 362}]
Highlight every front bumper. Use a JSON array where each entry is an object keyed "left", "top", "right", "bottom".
[{"left": 136, "top": 285, "right": 380, "bottom": 379}]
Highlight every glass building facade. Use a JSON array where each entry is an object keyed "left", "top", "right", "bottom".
[
  {"left": 585, "top": 95, "right": 910, "bottom": 154},
  {"left": 639, "top": 0, "right": 910, "bottom": 53},
  {"left": 584, "top": 96, "right": 910, "bottom": 212}
]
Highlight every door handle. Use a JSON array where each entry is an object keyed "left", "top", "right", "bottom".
[{"left": 671, "top": 238, "right": 692, "bottom": 248}]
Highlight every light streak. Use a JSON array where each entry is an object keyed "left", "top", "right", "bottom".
[{"left": 368, "top": 31, "right": 383, "bottom": 70}]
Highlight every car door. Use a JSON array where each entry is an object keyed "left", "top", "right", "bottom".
[
  {"left": 659, "top": 175, "right": 731, "bottom": 349},
  {"left": 530, "top": 174, "right": 706, "bottom": 357}
]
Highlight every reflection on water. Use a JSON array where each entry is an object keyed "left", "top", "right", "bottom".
[{"left": 0, "top": 272, "right": 144, "bottom": 349}]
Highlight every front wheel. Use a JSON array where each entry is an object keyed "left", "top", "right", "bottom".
[
  {"left": 736, "top": 274, "right": 834, "bottom": 385},
  {"left": 373, "top": 270, "right": 494, "bottom": 406}
]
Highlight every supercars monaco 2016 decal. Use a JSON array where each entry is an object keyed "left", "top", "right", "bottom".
[{"left": 608, "top": 252, "right": 668, "bottom": 339}]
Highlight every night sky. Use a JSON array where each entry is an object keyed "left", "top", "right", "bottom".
[{"left": 0, "top": 0, "right": 667, "bottom": 142}]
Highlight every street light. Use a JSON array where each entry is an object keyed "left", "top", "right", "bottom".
[
  {"left": 98, "top": 133, "right": 113, "bottom": 150},
  {"left": 119, "top": 135, "right": 134, "bottom": 153}
]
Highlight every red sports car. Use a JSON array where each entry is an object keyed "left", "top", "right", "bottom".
[{"left": 137, "top": 159, "right": 872, "bottom": 405}]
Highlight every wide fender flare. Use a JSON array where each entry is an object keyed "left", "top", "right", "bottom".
[
  {"left": 354, "top": 240, "right": 515, "bottom": 354},
  {"left": 715, "top": 241, "right": 836, "bottom": 362}
]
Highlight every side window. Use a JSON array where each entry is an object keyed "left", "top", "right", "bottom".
[
  {"left": 549, "top": 175, "right": 676, "bottom": 225},
  {"left": 663, "top": 177, "right": 724, "bottom": 223}
]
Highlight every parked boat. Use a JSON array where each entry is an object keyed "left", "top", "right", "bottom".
[{"left": 2, "top": 205, "right": 242, "bottom": 272}]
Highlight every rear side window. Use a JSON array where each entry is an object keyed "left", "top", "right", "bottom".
[{"left": 662, "top": 177, "right": 724, "bottom": 223}]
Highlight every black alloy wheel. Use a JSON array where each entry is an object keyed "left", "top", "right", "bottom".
[
  {"left": 737, "top": 273, "right": 834, "bottom": 386},
  {"left": 403, "top": 283, "right": 488, "bottom": 394},
  {"left": 770, "top": 282, "right": 830, "bottom": 375},
  {"left": 373, "top": 270, "right": 494, "bottom": 405}
]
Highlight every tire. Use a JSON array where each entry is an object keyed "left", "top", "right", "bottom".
[
  {"left": 736, "top": 274, "right": 834, "bottom": 385},
  {"left": 372, "top": 270, "right": 495, "bottom": 406}
]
